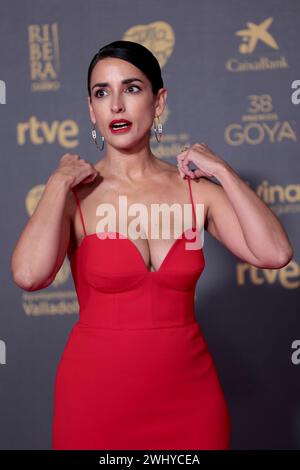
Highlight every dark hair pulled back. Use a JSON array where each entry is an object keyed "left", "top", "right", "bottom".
[{"left": 87, "top": 40, "right": 164, "bottom": 98}]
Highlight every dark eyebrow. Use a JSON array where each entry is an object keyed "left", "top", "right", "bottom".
[{"left": 92, "top": 77, "right": 144, "bottom": 90}]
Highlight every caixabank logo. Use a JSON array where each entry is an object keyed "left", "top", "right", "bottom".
[{"left": 227, "top": 17, "right": 288, "bottom": 72}]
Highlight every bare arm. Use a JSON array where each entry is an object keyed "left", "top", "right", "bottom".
[
  {"left": 177, "top": 143, "right": 294, "bottom": 269},
  {"left": 207, "top": 164, "right": 294, "bottom": 269},
  {"left": 11, "top": 174, "right": 71, "bottom": 291},
  {"left": 11, "top": 153, "right": 98, "bottom": 291}
]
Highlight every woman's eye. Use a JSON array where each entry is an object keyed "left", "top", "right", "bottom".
[
  {"left": 94, "top": 85, "right": 140, "bottom": 98},
  {"left": 94, "top": 89, "right": 107, "bottom": 98},
  {"left": 126, "top": 85, "right": 141, "bottom": 93}
]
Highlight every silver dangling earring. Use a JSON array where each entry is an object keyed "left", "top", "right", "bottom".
[
  {"left": 92, "top": 123, "right": 105, "bottom": 151},
  {"left": 153, "top": 115, "right": 163, "bottom": 143}
]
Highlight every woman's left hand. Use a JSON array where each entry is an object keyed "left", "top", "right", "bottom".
[{"left": 176, "top": 143, "right": 227, "bottom": 180}]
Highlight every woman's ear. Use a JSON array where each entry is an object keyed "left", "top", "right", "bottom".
[
  {"left": 155, "top": 88, "right": 168, "bottom": 116},
  {"left": 87, "top": 96, "right": 96, "bottom": 124}
]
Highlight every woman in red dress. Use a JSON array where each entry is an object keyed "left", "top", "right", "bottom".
[{"left": 11, "top": 40, "right": 293, "bottom": 450}]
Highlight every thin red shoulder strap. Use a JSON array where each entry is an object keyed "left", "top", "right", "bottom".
[
  {"left": 187, "top": 176, "right": 197, "bottom": 229},
  {"left": 71, "top": 188, "right": 87, "bottom": 237}
]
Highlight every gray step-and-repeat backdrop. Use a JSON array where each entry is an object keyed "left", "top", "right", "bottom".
[{"left": 0, "top": 0, "right": 299, "bottom": 450}]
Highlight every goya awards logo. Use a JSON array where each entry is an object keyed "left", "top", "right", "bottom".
[
  {"left": 123, "top": 21, "right": 191, "bottom": 156},
  {"left": 28, "top": 23, "right": 61, "bottom": 92},
  {"left": 224, "top": 94, "right": 297, "bottom": 146},
  {"left": 227, "top": 17, "right": 289, "bottom": 72},
  {"left": 21, "top": 185, "right": 79, "bottom": 317}
]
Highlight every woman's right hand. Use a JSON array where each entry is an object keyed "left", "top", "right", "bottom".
[{"left": 52, "top": 153, "right": 99, "bottom": 189}]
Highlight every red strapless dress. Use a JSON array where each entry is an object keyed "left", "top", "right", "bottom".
[{"left": 52, "top": 175, "right": 231, "bottom": 450}]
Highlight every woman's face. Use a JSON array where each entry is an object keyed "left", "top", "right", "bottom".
[{"left": 88, "top": 57, "right": 167, "bottom": 150}]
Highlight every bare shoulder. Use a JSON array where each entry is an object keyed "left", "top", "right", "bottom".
[
  {"left": 65, "top": 172, "right": 103, "bottom": 217},
  {"left": 63, "top": 187, "right": 78, "bottom": 256},
  {"left": 64, "top": 186, "right": 76, "bottom": 217},
  {"left": 64, "top": 173, "right": 103, "bottom": 258}
]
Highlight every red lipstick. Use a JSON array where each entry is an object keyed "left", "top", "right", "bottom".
[{"left": 109, "top": 119, "right": 133, "bottom": 134}]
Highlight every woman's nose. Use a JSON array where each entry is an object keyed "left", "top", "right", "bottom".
[{"left": 111, "top": 100, "right": 125, "bottom": 113}]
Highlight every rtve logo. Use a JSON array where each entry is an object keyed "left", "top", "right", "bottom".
[
  {"left": 0, "top": 80, "right": 6, "bottom": 104},
  {"left": 236, "top": 260, "right": 299, "bottom": 289},
  {"left": 16, "top": 116, "right": 79, "bottom": 148}
]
